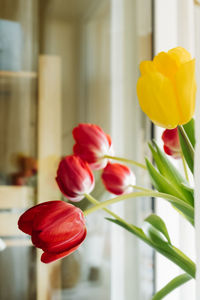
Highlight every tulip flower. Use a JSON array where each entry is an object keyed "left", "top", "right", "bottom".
[
  {"left": 101, "top": 162, "right": 136, "bottom": 195},
  {"left": 18, "top": 201, "right": 87, "bottom": 263},
  {"left": 162, "top": 128, "right": 181, "bottom": 159},
  {"left": 137, "top": 47, "right": 196, "bottom": 129},
  {"left": 56, "top": 155, "right": 95, "bottom": 202},
  {"left": 73, "top": 123, "right": 113, "bottom": 170}
]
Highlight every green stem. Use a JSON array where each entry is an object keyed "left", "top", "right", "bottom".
[
  {"left": 84, "top": 190, "right": 194, "bottom": 225},
  {"left": 84, "top": 190, "right": 192, "bottom": 215},
  {"left": 103, "top": 154, "right": 146, "bottom": 170},
  {"left": 152, "top": 273, "right": 192, "bottom": 300},
  {"left": 132, "top": 185, "right": 151, "bottom": 192},
  {"left": 85, "top": 194, "right": 120, "bottom": 220},
  {"left": 84, "top": 194, "right": 137, "bottom": 232},
  {"left": 181, "top": 151, "right": 189, "bottom": 182}
]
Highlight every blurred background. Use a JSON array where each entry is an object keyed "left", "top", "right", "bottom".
[{"left": 0, "top": 0, "right": 199, "bottom": 299}]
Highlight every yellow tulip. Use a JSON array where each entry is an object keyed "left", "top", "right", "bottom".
[{"left": 137, "top": 47, "right": 196, "bottom": 129}]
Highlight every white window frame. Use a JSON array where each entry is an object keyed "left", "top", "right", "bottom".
[
  {"left": 194, "top": 2, "right": 200, "bottom": 300},
  {"left": 154, "top": 1, "right": 198, "bottom": 299}
]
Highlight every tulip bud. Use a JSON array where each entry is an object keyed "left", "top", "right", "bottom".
[
  {"left": 162, "top": 128, "right": 181, "bottom": 159},
  {"left": 18, "top": 201, "right": 87, "bottom": 263},
  {"left": 73, "top": 123, "right": 113, "bottom": 170},
  {"left": 137, "top": 47, "right": 196, "bottom": 129},
  {"left": 101, "top": 163, "right": 136, "bottom": 195},
  {"left": 56, "top": 155, "right": 95, "bottom": 202}
]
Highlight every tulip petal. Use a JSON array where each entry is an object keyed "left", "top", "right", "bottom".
[
  {"left": 32, "top": 203, "right": 80, "bottom": 232},
  {"left": 38, "top": 217, "right": 84, "bottom": 245},
  {"left": 174, "top": 59, "right": 196, "bottom": 125},
  {"left": 163, "top": 145, "right": 174, "bottom": 156},
  {"left": 56, "top": 156, "right": 94, "bottom": 201},
  {"left": 32, "top": 225, "right": 86, "bottom": 253},
  {"left": 73, "top": 124, "right": 109, "bottom": 152},
  {"left": 72, "top": 124, "right": 113, "bottom": 170},
  {"left": 106, "top": 134, "right": 112, "bottom": 147},
  {"left": 163, "top": 145, "right": 181, "bottom": 159},
  {"left": 162, "top": 128, "right": 180, "bottom": 149},
  {"left": 41, "top": 245, "right": 79, "bottom": 263},
  {"left": 41, "top": 229, "right": 87, "bottom": 263},
  {"left": 101, "top": 163, "right": 135, "bottom": 195},
  {"left": 18, "top": 201, "right": 61, "bottom": 235},
  {"left": 140, "top": 61, "right": 157, "bottom": 75},
  {"left": 137, "top": 72, "right": 180, "bottom": 129},
  {"left": 56, "top": 177, "right": 84, "bottom": 202},
  {"left": 73, "top": 143, "right": 98, "bottom": 164},
  {"left": 153, "top": 52, "right": 178, "bottom": 79},
  {"left": 168, "top": 47, "right": 192, "bottom": 66}
]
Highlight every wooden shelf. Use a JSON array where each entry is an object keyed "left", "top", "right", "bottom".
[
  {"left": 0, "top": 213, "right": 24, "bottom": 237},
  {"left": 4, "top": 238, "right": 32, "bottom": 247},
  {"left": 0, "top": 185, "right": 35, "bottom": 209},
  {"left": 0, "top": 70, "right": 37, "bottom": 78}
]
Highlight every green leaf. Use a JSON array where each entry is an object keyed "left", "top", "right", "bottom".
[
  {"left": 180, "top": 182, "right": 194, "bottom": 194},
  {"left": 145, "top": 158, "right": 185, "bottom": 199},
  {"left": 144, "top": 214, "right": 171, "bottom": 244},
  {"left": 148, "top": 142, "right": 165, "bottom": 174},
  {"left": 152, "top": 273, "right": 192, "bottom": 300},
  {"left": 183, "top": 118, "right": 195, "bottom": 148},
  {"left": 149, "top": 141, "right": 194, "bottom": 206},
  {"left": 145, "top": 159, "right": 194, "bottom": 225},
  {"left": 106, "top": 218, "right": 153, "bottom": 246},
  {"left": 143, "top": 222, "right": 167, "bottom": 245},
  {"left": 152, "top": 141, "right": 189, "bottom": 189},
  {"left": 178, "top": 126, "right": 194, "bottom": 173},
  {"left": 106, "top": 218, "right": 196, "bottom": 278}
]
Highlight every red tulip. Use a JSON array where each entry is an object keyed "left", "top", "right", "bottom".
[
  {"left": 162, "top": 128, "right": 181, "bottom": 159},
  {"left": 101, "top": 163, "right": 136, "bottom": 195},
  {"left": 56, "top": 155, "right": 94, "bottom": 202},
  {"left": 18, "top": 201, "right": 87, "bottom": 263},
  {"left": 73, "top": 123, "right": 113, "bottom": 170}
]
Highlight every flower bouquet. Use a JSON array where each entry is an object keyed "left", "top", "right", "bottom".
[{"left": 18, "top": 47, "right": 196, "bottom": 299}]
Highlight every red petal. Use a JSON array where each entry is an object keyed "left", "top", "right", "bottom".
[
  {"left": 73, "top": 124, "right": 108, "bottom": 149},
  {"left": 102, "top": 163, "right": 130, "bottom": 185},
  {"left": 73, "top": 143, "right": 97, "bottom": 164},
  {"left": 32, "top": 225, "right": 86, "bottom": 253},
  {"left": 106, "top": 134, "right": 112, "bottom": 147},
  {"left": 162, "top": 128, "right": 180, "bottom": 151},
  {"left": 163, "top": 145, "right": 173, "bottom": 156},
  {"left": 32, "top": 210, "right": 85, "bottom": 248},
  {"left": 18, "top": 201, "right": 61, "bottom": 235},
  {"left": 72, "top": 124, "right": 113, "bottom": 170},
  {"left": 32, "top": 202, "right": 83, "bottom": 233},
  {"left": 163, "top": 145, "right": 181, "bottom": 159},
  {"left": 41, "top": 244, "right": 80, "bottom": 263},
  {"left": 101, "top": 163, "right": 134, "bottom": 195},
  {"left": 56, "top": 155, "right": 94, "bottom": 201},
  {"left": 41, "top": 229, "right": 87, "bottom": 263}
]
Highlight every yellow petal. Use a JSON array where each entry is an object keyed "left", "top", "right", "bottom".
[
  {"left": 174, "top": 59, "right": 196, "bottom": 125},
  {"left": 137, "top": 72, "right": 180, "bottom": 129},
  {"left": 168, "top": 47, "right": 192, "bottom": 66},
  {"left": 140, "top": 61, "right": 157, "bottom": 75},
  {"left": 153, "top": 52, "right": 178, "bottom": 80}
]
